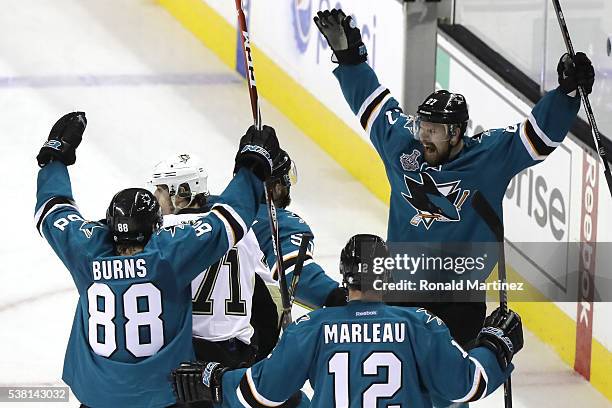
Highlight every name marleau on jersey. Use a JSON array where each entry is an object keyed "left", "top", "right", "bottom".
[
  {"left": 373, "top": 279, "right": 524, "bottom": 292},
  {"left": 324, "top": 322, "right": 406, "bottom": 344}
]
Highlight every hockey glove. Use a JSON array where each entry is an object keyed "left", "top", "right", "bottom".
[
  {"left": 37, "top": 112, "right": 86, "bottom": 167},
  {"left": 324, "top": 286, "right": 348, "bottom": 307},
  {"left": 476, "top": 308, "right": 523, "bottom": 369},
  {"left": 557, "top": 52, "right": 595, "bottom": 96},
  {"left": 235, "top": 125, "right": 280, "bottom": 182},
  {"left": 171, "top": 361, "right": 228, "bottom": 404},
  {"left": 314, "top": 9, "right": 367, "bottom": 65}
]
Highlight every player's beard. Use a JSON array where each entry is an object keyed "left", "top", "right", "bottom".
[
  {"left": 274, "top": 192, "right": 291, "bottom": 209},
  {"left": 422, "top": 141, "right": 451, "bottom": 166}
]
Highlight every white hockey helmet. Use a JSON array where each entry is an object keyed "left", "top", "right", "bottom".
[{"left": 149, "top": 153, "right": 209, "bottom": 209}]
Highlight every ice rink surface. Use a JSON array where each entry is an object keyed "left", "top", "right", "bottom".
[{"left": 0, "top": 0, "right": 609, "bottom": 406}]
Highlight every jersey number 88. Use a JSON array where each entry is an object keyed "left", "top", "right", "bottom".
[{"left": 87, "top": 282, "right": 164, "bottom": 358}]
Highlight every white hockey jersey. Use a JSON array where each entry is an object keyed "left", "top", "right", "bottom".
[{"left": 163, "top": 212, "right": 276, "bottom": 344}]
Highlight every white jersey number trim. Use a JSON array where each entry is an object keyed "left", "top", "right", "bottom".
[
  {"left": 87, "top": 282, "right": 164, "bottom": 358},
  {"left": 328, "top": 351, "right": 402, "bottom": 408}
]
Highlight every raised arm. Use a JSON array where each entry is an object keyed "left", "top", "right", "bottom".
[
  {"left": 35, "top": 113, "right": 110, "bottom": 288},
  {"left": 157, "top": 125, "right": 281, "bottom": 287},
  {"left": 487, "top": 52, "right": 593, "bottom": 178},
  {"left": 315, "top": 9, "right": 417, "bottom": 168}
]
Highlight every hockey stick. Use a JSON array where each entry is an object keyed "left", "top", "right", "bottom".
[
  {"left": 235, "top": 0, "right": 261, "bottom": 129},
  {"left": 234, "top": 0, "right": 292, "bottom": 330},
  {"left": 277, "top": 232, "right": 314, "bottom": 332},
  {"left": 288, "top": 233, "right": 314, "bottom": 305},
  {"left": 472, "top": 191, "right": 512, "bottom": 408},
  {"left": 551, "top": 0, "right": 612, "bottom": 200}
]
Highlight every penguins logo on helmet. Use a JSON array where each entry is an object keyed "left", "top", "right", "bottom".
[{"left": 149, "top": 153, "right": 209, "bottom": 211}]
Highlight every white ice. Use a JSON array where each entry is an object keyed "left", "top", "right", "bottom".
[{"left": 0, "top": 0, "right": 608, "bottom": 406}]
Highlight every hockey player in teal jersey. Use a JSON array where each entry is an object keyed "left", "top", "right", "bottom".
[
  {"left": 35, "top": 113, "right": 282, "bottom": 408},
  {"left": 251, "top": 150, "right": 348, "bottom": 310},
  {"left": 314, "top": 9, "right": 595, "bottom": 347},
  {"left": 171, "top": 234, "right": 523, "bottom": 407}
]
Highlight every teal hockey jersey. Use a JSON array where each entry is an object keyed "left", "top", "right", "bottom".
[
  {"left": 252, "top": 207, "right": 339, "bottom": 308},
  {"left": 334, "top": 63, "right": 580, "bottom": 245},
  {"left": 35, "top": 161, "right": 262, "bottom": 408},
  {"left": 220, "top": 300, "right": 512, "bottom": 407}
]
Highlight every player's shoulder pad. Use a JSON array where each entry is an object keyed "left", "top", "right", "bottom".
[
  {"left": 154, "top": 216, "right": 214, "bottom": 239},
  {"left": 277, "top": 208, "right": 312, "bottom": 234},
  {"left": 291, "top": 308, "right": 327, "bottom": 330},
  {"left": 388, "top": 305, "right": 448, "bottom": 333},
  {"left": 466, "top": 127, "right": 511, "bottom": 148}
]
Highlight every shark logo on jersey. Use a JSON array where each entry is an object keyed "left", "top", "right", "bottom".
[
  {"left": 157, "top": 223, "right": 187, "bottom": 237},
  {"left": 416, "top": 308, "right": 443, "bottom": 326},
  {"left": 401, "top": 172, "right": 470, "bottom": 229},
  {"left": 470, "top": 129, "right": 491, "bottom": 144},
  {"left": 79, "top": 221, "right": 106, "bottom": 239},
  {"left": 400, "top": 149, "right": 421, "bottom": 171}
]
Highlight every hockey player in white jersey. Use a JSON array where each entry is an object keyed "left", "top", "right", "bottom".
[{"left": 149, "top": 154, "right": 280, "bottom": 369}]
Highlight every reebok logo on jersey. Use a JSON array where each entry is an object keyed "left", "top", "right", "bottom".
[
  {"left": 400, "top": 149, "right": 421, "bottom": 172},
  {"left": 401, "top": 172, "right": 470, "bottom": 230},
  {"left": 355, "top": 310, "right": 377, "bottom": 317}
]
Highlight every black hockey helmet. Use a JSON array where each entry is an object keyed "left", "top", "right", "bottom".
[
  {"left": 416, "top": 90, "right": 469, "bottom": 124},
  {"left": 340, "top": 234, "right": 389, "bottom": 291},
  {"left": 415, "top": 90, "right": 469, "bottom": 140},
  {"left": 106, "top": 188, "right": 163, "bottom": 245},
  {"left": 270, "top": 149, "right": 297, "bottom": 187}
]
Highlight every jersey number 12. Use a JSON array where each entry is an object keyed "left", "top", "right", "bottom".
[{"left": 328, "top": 351, "right": 402, "bottom": 407}]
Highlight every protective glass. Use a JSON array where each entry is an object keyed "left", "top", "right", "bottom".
[
  {"left": 287, "top": 160, "right": 298, "bottom": 186},
  {"left": 413, "top": 117, "right": 450, "bottom": 143},
  {"left": 153, "top": 183, "right": 192, "bottom": 210},
  {"left": 278, "top": 160, "right": 298, "bottom": 187}
]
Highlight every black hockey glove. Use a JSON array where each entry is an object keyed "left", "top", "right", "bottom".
[
  {"left": 171, "top": 361, "right": 228, "bottom": 404},
  {"left": 37, "top": 112, "right": 86, "bottom": 167},
  {"left": 324, "top": 286, "right": 348, "bottom": 307},
  {"left": 314, "top": 9, "right": 367, "bottom": 65},
  {"left": 557, "top": 52, "right": 595, "bottom": 96},
  {"left": 475, "top": 308, "right": 523, "bottom": 369},
  {"left": 235, "top": 125, "right": 280, "bottom": 182}
]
